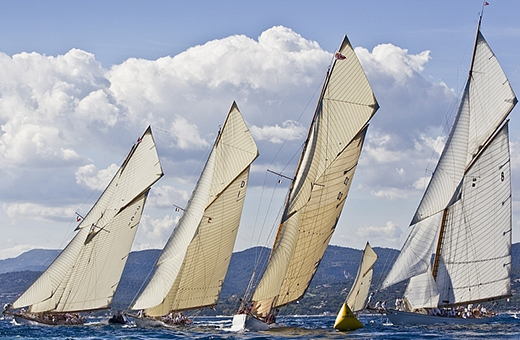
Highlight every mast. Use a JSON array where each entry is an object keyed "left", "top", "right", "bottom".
[{"left": 431, "top": 210, "right": 447, "bottom": 280}]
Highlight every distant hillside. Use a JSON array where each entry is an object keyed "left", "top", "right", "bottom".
[
  {"left": 0, "top": 249, "right": 60, "bottom": 274},
  {"left": 1, "top": 243, "right": 519, "bottom": 315}
]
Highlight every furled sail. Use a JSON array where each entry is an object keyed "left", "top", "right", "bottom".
[
  {"left": 250, "top": 35, "right": 379, "bottom": 318},
  {"left": 382, "top": 18, "right": 516, "bottom": 310},
  {"left": 132, "top": 102, "right": 258, "bottom": 316},
  {"left": 13, "top": 127, "right": 164, "bottom": 313}
]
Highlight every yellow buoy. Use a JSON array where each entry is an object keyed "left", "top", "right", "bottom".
[{"left": 333, "top": 303, "right": 363, "bottom": 331}]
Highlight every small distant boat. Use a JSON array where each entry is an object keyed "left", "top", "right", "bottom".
[
  {"left": 130, "top": 102, "right": 258, "bottom": 327},
  {"left": 231, "top": 33, "right": 379, "bottom": 332},
  {"left": 381, "top": 8, "right": 517, "bottom": 326},
  {"left": 334, "top": 242, "right": 377, "bottom": 331},
  {"left": 4, "top": 127, "right": 164, "bottom": 326}
]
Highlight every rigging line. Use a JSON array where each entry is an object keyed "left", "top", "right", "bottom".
[
  {"left": 127, "top": 199, "right": 178, "bottom": 311},
  {"left": 239, "top": 170, "right": 285, "bottom": 304},
  {"left": 268, "top": 72, "right": 327, "bottom": 172},
  {"left": 62, "top": 146, "right": 128, "bottom": 252},
  {"left": 252, "top": 174, "right": 288, "bottom": 268},
  {"left": 151, "top": 124, "right": 212, "bottom": 184}
]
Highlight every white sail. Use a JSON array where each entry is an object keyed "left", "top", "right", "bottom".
[
  {"left": 382, "top": 212, "right": 442, "bottom": 289},
  {"left": 250, "top": 35, "right": 379, "bottom": 318},
  {"left": 13, "top": 127, "right": 164, "bottom": 313},
  {"left": 404, "top": 270, "right": 440, "bottom": 310},
  {"left": 132, "top": 102, "right": 258, "bottom": 316},
  {"left": 411, "top": 30, "right": 516, "bottom": 225},
  {"left": 435, "top": 124, "right": 511, "bottom": 306},
  {"left": 346, "top": 242, "right": 378, "bottom": 312},
  {"left": 382, "top": 17, "right": 516, "bottom": 311}
]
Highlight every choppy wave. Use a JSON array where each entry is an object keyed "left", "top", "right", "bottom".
[{"left": 1, "top": 313, "right": 519, "bottom": 339}]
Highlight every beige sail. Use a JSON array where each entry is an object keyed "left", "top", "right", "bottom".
[
  {"left": 333, "top": 242, "right": 377, "bottom": 331},
  {"left": 250, "top": 35, "right": 379, "bottom": 318},
  {"left": 346, "top": 242, "right": 377, "bottom": 312},
  {"left": 132, "top": 102, "right": 258, "bottom": 316},
  {"left": 382, "top": 15, "right": 516, "bottom": 312},
  {"left": 13, "top": 127, "right": 164, "bottom": 313}
]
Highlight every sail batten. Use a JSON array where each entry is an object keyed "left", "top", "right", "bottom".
[
  {"left": 13, "top": 127, "right": 163, "bottom": 313},
  {"left": 250, "top": 35, "right": 379, "bottom": 318},
  {"left": 132, "top": 102, "right": 258, "bottom": 316}
]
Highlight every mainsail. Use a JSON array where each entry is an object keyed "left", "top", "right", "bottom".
[
  {"left": 250, "top": 35, "right": 379, "bottom": 318},
  {"left": 12, "top": 127, "right": 164, "bottom": 313},
  {"left": 132, "top": 102, "right": 258, "bottom": 316},
  {"left": 382, "top": 15, "right": 517, "bottom": 310}
]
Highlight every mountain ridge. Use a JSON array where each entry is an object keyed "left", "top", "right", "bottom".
[{"left": 1, "top": 244, "right": 518, "bottom": 314}]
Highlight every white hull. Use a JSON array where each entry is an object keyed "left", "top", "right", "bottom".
[
  {"left": 231, "top": 313, "right": 270, "bottom": 331},
  {"left": 386, "top": 309, "right": 495, "bottom": 325}
]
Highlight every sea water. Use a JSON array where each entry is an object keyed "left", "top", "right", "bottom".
[{"left": 1, "top": 313, "right": 519, "bottom": 339}]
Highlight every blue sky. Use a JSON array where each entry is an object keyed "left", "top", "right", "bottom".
[{"left": 0, "top": 0, "right": 519, "bottom": 259}]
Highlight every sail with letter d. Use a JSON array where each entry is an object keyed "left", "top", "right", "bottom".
[{"left": 132, "top": 102, "right": 258, "bottom": 316}]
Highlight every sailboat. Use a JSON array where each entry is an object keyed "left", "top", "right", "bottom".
[
  {"left": 4, "top": 127, "right": 164, "bottom": 326},
  {"left": 130, "top": 102, "right": 259, "bottom": 327},
  {"left": 231, "top": 34, "right": 379, "bottom": 332},
  {"left": 381, "top": 10, "right": 517, "bottom": 325},
  {"left": 334, "top": 242, "right": 377, "bottom": 331}
]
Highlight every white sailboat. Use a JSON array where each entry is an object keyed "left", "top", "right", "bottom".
[
  {"left": 5, "top": 127, "right": 164, "bottom": 325},
  {"left": 381, "top": 10, "right": 517, "bottom": 325},
  {"left": 231, "top": 34, "right": 379, "bottom": 331},
  {"left": 334, "top": 242, "right": 377, "bottom": 331},
  {"left": 130, "top": 102, "right": 259, "bottom": 327}
]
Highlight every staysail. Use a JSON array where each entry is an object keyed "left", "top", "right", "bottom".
[
  {"left": 132, "top": 102, "right": 258, "bottom": 316},
  {"left": 250, "top": 35, "right": 379, "bottom": 318},
  {"left": 12, "top": 127, "right": 164, "bottom": 313},
  {"left": 382, "top": 15, "right": 516, "bottom": 310}
]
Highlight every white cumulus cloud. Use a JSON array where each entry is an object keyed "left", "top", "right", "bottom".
[
  {"left": 75, "top": 163, "right": 119, "bottom": 190},
  {"left": 250, "top": 120, "right": 306, "bottom": 144}
]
